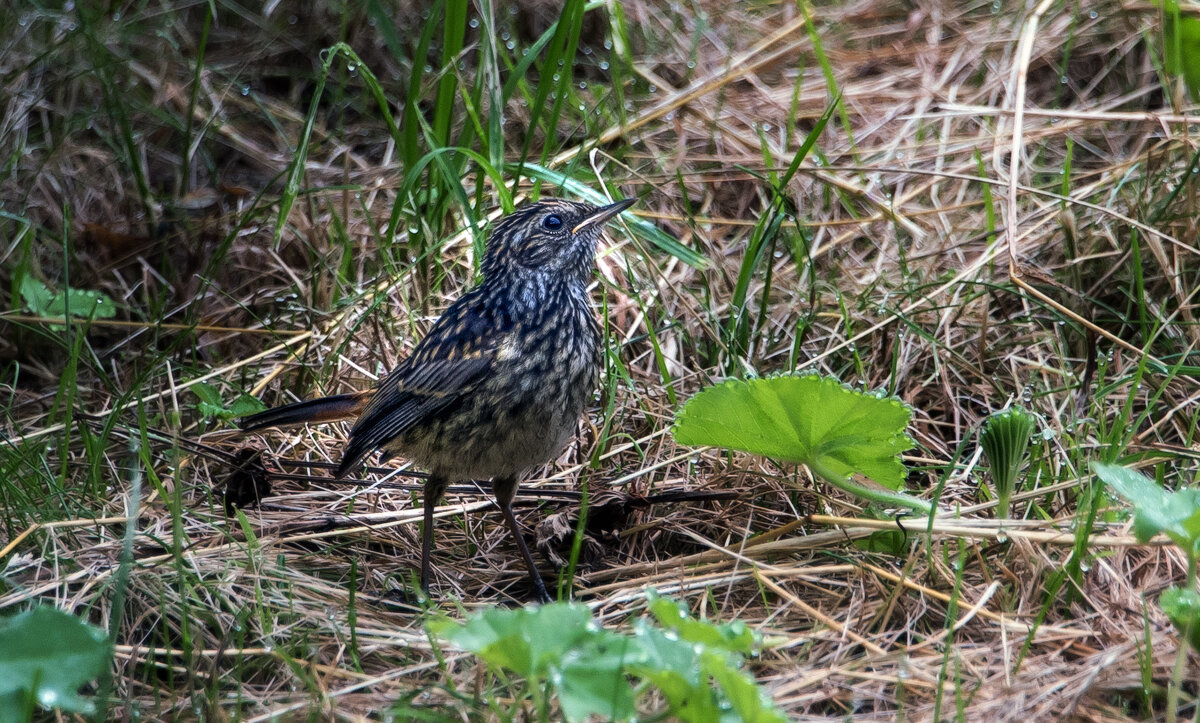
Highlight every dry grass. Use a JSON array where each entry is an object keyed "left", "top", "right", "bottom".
[{"left": 3, "top": 0, "right": 1200, "bottom": 719}]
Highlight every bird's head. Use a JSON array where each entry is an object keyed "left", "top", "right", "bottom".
[{"left": 480, "top": 198, "right": 634, "bottom": 287}]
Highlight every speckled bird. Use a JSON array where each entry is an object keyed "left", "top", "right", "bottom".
[{"left": 240, "top": 198, "right": 634, "bottom": 601}]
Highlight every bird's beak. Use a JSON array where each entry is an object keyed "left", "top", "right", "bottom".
[{"left": 572, "top": 198, "right": 636, "bottom": 234}]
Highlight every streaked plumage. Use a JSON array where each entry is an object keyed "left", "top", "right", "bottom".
[{"left": 241, "top": 198, "right": 633, "bottom": 601}]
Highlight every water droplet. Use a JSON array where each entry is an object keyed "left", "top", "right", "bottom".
[
  {"left": 506, "top": 40, "right": 515, "bottom": 50},
  {"left": 996, "top": 529, "right": 1008, "bottom": 544},
  {"left": 599, "top": 61, "right": 610, "bottom": 70},
  {"left": 468, "top": 17, "right": 479, "bottom": 28}
]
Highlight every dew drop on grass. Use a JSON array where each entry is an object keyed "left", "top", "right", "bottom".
[
  {"left": 600, "top": 61, "right": 610, "bottom": 70},
  {"left": 468, "top": 18, "right": 479, "bottom": 28},
  {"left": 1078, "top": 558, "right": 1092, "bottom": 572},
  {"left": 603, "top": 40, "right": 613, "bottom": 50},
  {"left": 578, "top": 81, "right": 587, "bottom": 89},
  {"left": 288, "top": 15, "right": 297, "bottom": 24},
  {"left": 995, "top": 529, "right": 1008, "bottom": 544}
]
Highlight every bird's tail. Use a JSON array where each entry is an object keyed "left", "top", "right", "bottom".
[{"left": 239, "top": 391, "right": 371, "bottom": 432}]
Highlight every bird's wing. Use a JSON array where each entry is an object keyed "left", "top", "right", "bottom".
[{"left": 335, "top": 295, "right": 507, "bottom": 477}]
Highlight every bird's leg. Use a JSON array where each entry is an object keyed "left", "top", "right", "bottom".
[
  {"left": 422, "top": 474, "right": 449, "bottom": 595},
  {"left": 492, "top": 476, "right": 551, "bottom": 603}
]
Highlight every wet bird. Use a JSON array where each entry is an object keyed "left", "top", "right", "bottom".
[{"left": 240, "top": 198, "right": 634, "bottom": 601}]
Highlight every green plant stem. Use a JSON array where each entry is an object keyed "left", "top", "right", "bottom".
[
  {"left": 1170, "top": 549, "right": 1200, "bottom": 723},
  {"left": 808, "top": 459, "right": 932, "bottom": 515},
  {"left": 996, "top": 486, "right": 1012, "bottom": 520}
]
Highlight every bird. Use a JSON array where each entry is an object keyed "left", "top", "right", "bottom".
[{"left": 239, "top": 197, "right": 635, "bottom": 602}]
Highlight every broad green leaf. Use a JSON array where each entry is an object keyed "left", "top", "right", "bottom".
[
  {"left": 431, "top": 603, "right": 593, "bottom": 678},
  {"left": 0, "top": 606, "right": 110, "bottom": 720},
  {"left": 1161, "top": 586, "right": 1200, "bottom": 653},
  {"left": 227, "top": 393, "right": 268, "bottom": 418},
  {"left": 632, "top": 625, "right": 720, "bottom": 721},
  {"left": 647, "top": 592, "right": 755, "bottom": 654},
  {"left": 432, "top": 596, "right": 783, "bottom": 723},
  {"left": 556, "top": 633, "right": 639, "bottom": 722},
  {"left": 674, "top": 374, "right": 913, "bottom": 490},
  {"left": 706, "top": 651, "right": 787, "bottom": 723},
  {"left": 431, "top": 604, "right": 639, "bottom": 722},
  {"left": 1092, "top": 462, "right": 1200, "bottom": 552},
  {"left": 1164, "top": 0, "right": 1200, "bottom": 101},
  {"left": 19, "top": 277, "right": 116, "bottom": 320},
  {"left": 193, "top": 384, "right": 265, "bottom": 422}
]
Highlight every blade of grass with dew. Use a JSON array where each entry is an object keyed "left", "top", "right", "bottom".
[
  {"left": 510, "top": 0, "right": 587, "bottom": 191},
  {"left": 516, "top": 162, "right": 706, "bottom": 268}
]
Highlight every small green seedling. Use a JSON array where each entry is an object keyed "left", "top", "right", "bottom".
[
  {"left": 673, "top": 373, "right": 931, "bottom": 514},
  {"left": 192, "top": 382, "right": 267, "bottom": 423},
  {"left": 427, "top": 591, "right": 784, "bottom": 722},
  {"left": 978, "top": 406, "right": 1037, "bottom": 518}
]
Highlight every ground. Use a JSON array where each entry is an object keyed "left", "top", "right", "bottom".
[{"left": 2, "top": 0, "right": 1200, "bottom": 720}]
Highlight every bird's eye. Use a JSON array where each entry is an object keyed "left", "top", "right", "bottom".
[{"left": 541, "top": 214, "right": 564, "bottom": 230}]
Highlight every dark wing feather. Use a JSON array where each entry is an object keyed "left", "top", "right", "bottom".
[{"left": 335, "top": 293, "right": 506, "bottom": 477}]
